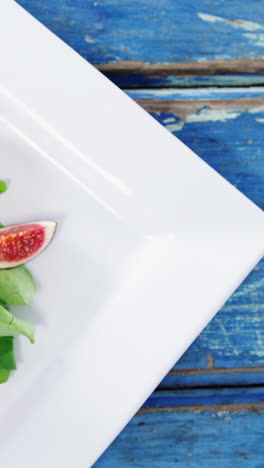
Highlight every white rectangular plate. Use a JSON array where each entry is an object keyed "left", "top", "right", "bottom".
[{"left": 0, "top": 1, "right": 263, "bottom": 466}]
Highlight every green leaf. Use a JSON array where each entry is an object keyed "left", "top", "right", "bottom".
[
  {"left": 0, "top": 336, "right": 16, "bottom": 370},
  {"left": 0, "top": 265, "right": 37, "bottom": 305},
  {"left": 0, "top": 298, "right": 9, "bottom": 308},
  {"left": 0, "top": 181, "right": 7, "bottom": 194},
  {"left": 0, "top": 304, "right": 35, "bottom": 343},
  {"left": 0, "top": 301, "right": 16, "bottom": 370},
  {"left": 0, "top": 368, "right": 10, "bottom": 383}
]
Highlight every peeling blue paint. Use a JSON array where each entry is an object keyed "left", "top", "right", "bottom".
[
  {"left": 96, "top": 389, "right": 264, "bottom": 467},
  {"left": 17, "top": 0, "right": 264, "bottom": 65}
]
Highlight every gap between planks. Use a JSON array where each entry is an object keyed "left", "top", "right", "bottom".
[
  {"left": 138, "top": 402, "right": 264, "bottom": 414},
  {"left": 97, "top": 58, "right": 264, "bottom": 76},
  {"left": 168, "top": 366, "right": 264, "bottom": 376}
]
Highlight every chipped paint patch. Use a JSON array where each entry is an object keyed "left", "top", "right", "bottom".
[
  {"left": 197, "top": 13, "right": 218, "bottom": 24},
  {"left": 216, "top": 318, "right": 239, "bottom": 356},
  {"left": 165, "top": 121, "right": 184, "bottom": 132},
  {"left": 249, "top": 105, "right": 264, "bottom": 114},
  {"left": 163, "top": 117, "right": 176, "bottom": 124},
  {"left": 234, "top": 276, "right": 264, "bottom": 297},
  {"left": 186, "top": 108, "right": 241, "bottom": 123},
  {"left": 155, "top": 99, "right": 264, "bottom": 133},
  {"left": 198, "top": 13, "right": 264, "bottom": 48},
  {"left": 215, "top": 411, "right": 229, "bottom": 418},
  {"left": 244, "top": 33, "right": 264, "bottom": 47},
  {"left": 198, "top": 12, "right": 264, "bottom": 32},
  {"left": 250, "top": 349, "right": 264, "bottom": 357},
  {"left": 254, "top": 329, "right": 264, "bottom": 357},
  {"left": 85, "top": 35, "right": 95, "bottom": 43}
]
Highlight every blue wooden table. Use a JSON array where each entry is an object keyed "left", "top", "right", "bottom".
[{"left": 17, "top": 1, "right": 264, "bottom": 466}]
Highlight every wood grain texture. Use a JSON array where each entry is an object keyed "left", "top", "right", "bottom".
[
  {"left": 17, "top": 0, "right": 264, "bottom": 87},
  {"left": 129, "top": 88, "right": 264, "bottom": 209},
  {"left": 95, "top": 389, "right": 264, "bottom": 467},
  {"left": 162, "top": 259, "right": 264, "bottom": 378},
  {"left": 142, "top": 387, "right": 264, "bottom": 411}
]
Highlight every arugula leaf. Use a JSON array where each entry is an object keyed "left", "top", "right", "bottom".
[
  {"left": 0, "top": 369, "right": 10, "bottom": 383},
  {"left": 0, "top": 181, "right": 7, "bottom": 194},
  {"left": 0, "top": 336, "right": 16, "bottom": 370},
  {"left": 0, "top": 298, "right": 9, "bottom": 308},
  {"left": 0, "top": 265, "right": 37, "bottom": 305},
  {"left": 0, "top": 303, "right": 16, "bottom": 370},
  {"left": 0, "top": 224, "right": 37, "bottom": 384},
  {"left": 0, "top": 334, "right": 15, "bottom": 384},
  {"left": 0, "top": 304, "right": 35, "bottom": 343}
]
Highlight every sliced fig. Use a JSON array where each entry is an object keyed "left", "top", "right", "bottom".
[{"left": 0, "top": 221, "right": 56, "bottom": 269}]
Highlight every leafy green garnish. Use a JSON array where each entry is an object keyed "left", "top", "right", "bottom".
[
  {"left": 0, "top": 304, "right": 35, "bottom": 343},
  {"left": 0, "top": 298, "right": 9, "bottom": 308},
  {"left": 0, "top": 181, "right": 7, "bottom": 194},
  {"left": 0, "top": 266, "right": 37, "bottom": 306},
  {"left": 0, "top": 223, "right": 38, "bottom": 383},
  {"left": 0, "top": 304, "right": 16, "bottom": 374},
  {"left": 0, "top": 337, "right": 16, "bottom": 370},
  {"left": 0, "top": 369, "right": 10, "bottom": 383}
]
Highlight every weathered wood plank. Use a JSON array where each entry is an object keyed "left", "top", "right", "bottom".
[
  {"left": 129, "top": 88, "right": 264, "bottom": 209},
  {"left": 125, "top": 88, "right": 264, "bottom": 385},
  {"left": 17, "top": 0, "right": 264, "bottom": 87},
  {"left": 95, "top": 388, "right": 264, "bottom": 467},
  {"left": 142, "top": 388, "right": 264, "bottom": 411},
  {"left": 163, "top": 259, "right": 264, "bottom": 371}
]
